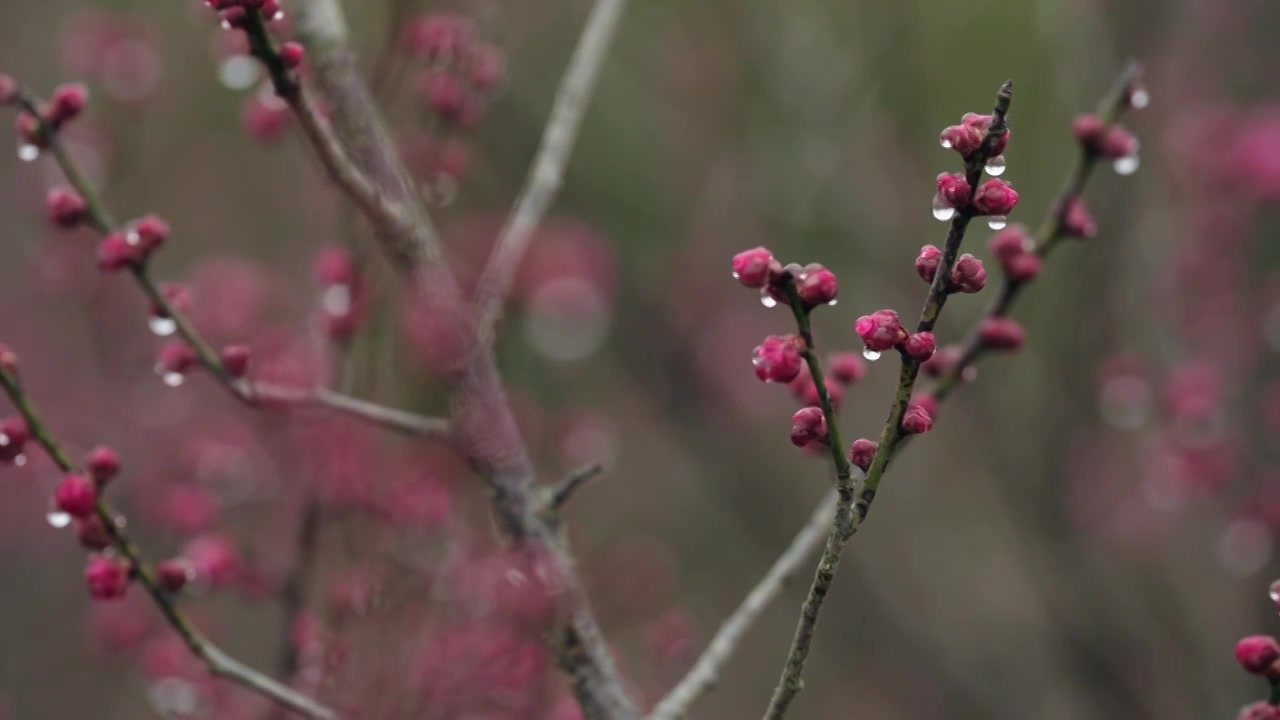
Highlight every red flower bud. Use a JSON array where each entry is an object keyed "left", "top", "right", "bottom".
[
  {"left": 86, "top": 446, "right": 121, "bottom": 486},
  {"left": 855, "top": 309, "right": 907, "bottom": 353},
  {"left": 949, "top": 254, "right": 987, "bottom": 294},
  {"left": 790, "top": 407, "right": 828, "bottom": 448},
  {"left": 46, "top": 83, "right": 89, "bottom": 127},
  {"left": 55, "top": 474, "right": 98, "bottom": 518},
  {"left": 96, "top": 233, "right": 138, "bottom": 272},
  {"left": 732, "top": 247, "right": 776, "bottom": 288},
  {"left": 922, "top": 345, "right": 963, "bottom": 378},
  {"left": 901, "top": 405, "right": 933, "bottom": 435},
  {"left": 1236, "top": 635, "right": 1280, "bottom": 675},
  {"left": 848, "top": 438, "right": 878, "bottom": 471},
  {"left": 279, "top": 42, "right": 305, "bottom": 70},
  {"left": 990, "top": 225, "right": 1033, "bottom": 261},
  {"left": 85, "top": 556, "right": 131, "bottom": 601},
  {"left": 0, "top": 416, "right": 27, "bottom": 462},
  {"left": 939, "top": 123, "right": 983, "bottom": 156},
  {"left": 903, "top": 332, "right": 936, "bottom": 361},
  {"left": 157, "top": 559, "right": 193, "bottom": 593},
  {"left": 752, "top": 335, "right": 804, "bottom": 384},
  {"left": 219, "top": 345, "right": 251, "bottom": 378},
  {"left": 915, "top": 245, "right": 942, "bottom": 283},
  {"left": 76, "top": 516, "right": 113, "bottom": 551},
  {"left": 978, "top": 317, "right": 1026, "bottom": 351},
  {"left": 1062, "top": 198, "right": 1097, "bottom": 238},
  {"left": 130, "top": 215, "right": 169, "bottom": 256},
  {"left": 935, "top": 173, "right": 972, "bottom": 208},
  {"left": 972, "top": 179, "right": 1019, "bottom": 216},
  {"left": 1072, "top": 114, "right": 1105, "bottom": 146},
  {"left": 45, "top": 185, "right": 88, "bottom": 228},
  {"left": 157, "top": 341, "right": 199, "bottom": 375},
  {"left": 796, "top": 264, "right": 838, "bottom": 308}
]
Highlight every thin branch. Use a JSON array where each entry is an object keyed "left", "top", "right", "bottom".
[
  {"left": 549, "top": 462, "right": 606, "bottom": 511},
  {"left": 471, "top": 0, "right": 628, "bottom": 336},
  {"left": 253, "top": 383, "right": 452, "bottom": 439},
  {"left": 763, "top": 81, "right": 1014, "bottom": 720},
  {"left": 0, "top": 366, "right": 339, "bottom": 720},
  {"left": 648, "top": 490, "right": 836, "bottom": 720}
]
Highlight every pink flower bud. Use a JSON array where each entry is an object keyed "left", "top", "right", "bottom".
[
  {"left": 1236, "top": 635, "right": 1280, "bottom": 675},
  {"left": 279, "top": 42, "right": 305, "bottom": 70},
  {"left": 157, "top": 341, "right": 199, "bottom": 374},
  {"left": 935, "top": 173, "right": 972, "bottom": 208},
  {"left": 989, "top": 225, "right": 1033, "bottom": 261},
  {"left": 939, "top": 123, "right": 983, "bottom": 156},
  {"left": 901, "top": 405, "right": 933, "bottom": 435},
  {"left": 1098, "top": 126, "right": 1139, "bottom": 160},
  {"left": 313, "top": 247, "right": 356, "bottom": 286},
  {"left": 86, "top": 446, "right": 120, "bottom": 486},
  {"left": 855, "top": 309, "right": 907, "bottom": 352},
  {"left": 796, "top": 264, "right": 838, "bottom": 308},
  {"left": 848, "top": 438, "right": 878, "bottom": 471},
  {"left": 240, "top": 95, "right": 291, "bottom": 143},
  {"left": 56, "top": 474, "right": 98, "bottom": 518},
  {"left": 0, "top": 74, "right": 17, "bottom": 105},
  {"left": 183, "top": 534, "right": 241, "bottom": 589},
  {"left": 1062, "top": 198, "right": 1097, "bottom": 238},
  {"left": 45, "top": 185, "right": 88, "bottom": 228},
  {"left": 752, "top": 335, "right": 804, "bottom": 384},
  {"left": 419, "top": 73, "right": 468, "bottom": 121},
  {"left": 732, "top": 247, "right": 776, "bottom": 288},
  {"left": 1005, "top": 253, "right": 1043, "bottom": 282},
  {"left": 0, "top": 416, "right": 28, "bottom": 462},
  {"left": 949, "top": 254, "right": 987, "bottom": 294},
  {"left": 131, "top": 215, "right": 169, "bottom": 255},
  {"left": 1072, "top": 114, "right": 1105, "bottom": 146},
  {"left": 46, "top": 83, "right": 89, "bottom": 127},
  {"left": 85, "top": 556, "right": 131, "bottom": 600},
  {"left": 468, "top": 44, "right": 506, "bottom": 91},
  {"left": 961, "top": 112, "right": 1010, "bottom": 156},
  {"left": 219, "top": 345, "right": 251, "bottom": 378},
  {"left": 972, "top": 179, "right": 1019, "bottom": 216},
  {"left": 261, "top": 0, "right": 283, "bottom": 20},
  {"left": 922, "top": 345, "right": 962, "bottom": 378},
  {"left": 157, "top": 559, "right": 192, "bottom": 593},
  {"left": 96, "top": 233, "right": 138, "bottom": 272},
  {"left": 790, "top": 406, "right": 828, "bottom": 448},
  {"left": 903, "top": 332, "right": 936, "bottom": 361},
  {"left": 910, "top": 393, "right": 939, "bottom": 418},
  {"left": 76, "top": 516, "right": 113, "bottom": 551},
  {"left": 827, "top": 352, "right": 867, "bottom": 385},
  {"left": 978, "top": 317, "right": 1026, "bottom": 350},
  {"left": 915, "top": 245, "right": 942, "bottom": 283}
]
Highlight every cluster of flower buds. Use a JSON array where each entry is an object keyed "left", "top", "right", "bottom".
[
  {"left": 404, "top": 14, "right": 505, "bottom": 126},
  {"left": 853, "top": 310, "right": 936, "bottom": 364},
  {"left": 978, "top": 317, "right": 1026, "bottom": 351},
  {"left": 915, "top": 246, "right": 989, "bottom": 293},
  {"left": 314, "top": 246, "right": 365, "bottom": 340},
  {"left": 1235, "top": 633, "right": 1280, "bottom": 719},
  {"left": 206, "top": 0, "right": 285, "bottom": 30},
  {"left": 1073, "top": 113, "right": 1140, "bottom": 174},
  {"left": 96, "top": 214, "right": 170, "bottom": 271},
  {"left": 733, "top": 247, "right": 839, "bottom": 311},
  {"left": 988, "top": 225, "right": 1043, "bottom": 282},
  {"left": 14, "top": 83, "right": 88, "bottom": 157},
  {"left": 939, "top": 112, "right": 1011, "bottom": 160},
  {"left": 932, "top": 173, "right": 1020, "bottom": 223}
]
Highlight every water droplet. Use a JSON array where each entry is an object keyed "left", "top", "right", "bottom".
[
  {"left": 931, "top": 194, "right": 956, "bottom": 222},
  {"left": 987, "top": 215, "right": 1008, "bottom": 231},
  {"left": 1113, "top": 155, "right": 1140, "bottom": 176},
  {"left": 827, "top": 299, "right": 838, "bottom": 307},
  {"left": 13, "top": 454, "right": 26, "bottom": 467},
  {"left": 148, "top": 316, "right": 177, "bottom": 337},
  {"left": 1129, "top": 87, "right": 1150, "bottom": 110},
  {"left": 46, "top": 510, "right": 71, "bottom": 528},
  {"left": 162, "top": 372, "right": 185, "bottom": 388},
  {"left": 148, "top": 677, "right": 203, "bottom": 717},
  {"left": 759, "top": 290, "right": 778, "bottom": 309},
  {"left": 939, "top": 137, "right": 953, "bottom": 149},
  {"left": 1268, "top": 578, "right": 1280, "bottom": 603},
  {"left": 17, "top": 144, "right": 38, "bottom": 162},
  {"left": 125, "top": 229, "right": 141, "bottom": 247},
  {"left": 0, "top": 433, "right": 9, "bottom": 447},
  {"left": 985, "top": 155, "right": 1007, "bottom": 176},
  {"left": 862, "top": 348, "right": 881, "bottom": 361},
  {"left": 217, "top": 55, "right": 260, "bottom": 90},
  {"left": 272, "top": 10, "right": 285, "bottom": 21},
  {"left": 731, "top": 271, "right": 740, "bottom": 280},
  {"left": 219, "top": 19, "right": 232, "bottom": 31},
  {"left": 321, "top": 284, "right": 352, "bottom": 316}
]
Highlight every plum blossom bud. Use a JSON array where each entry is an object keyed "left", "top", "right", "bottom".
[
  {"left": 183, "top": 535, "right": 241, "bottom": 588},
  {"left": 910, "top": 393, "right": 939, "bottom": 419},
  {"left": 46, "top": 83, "right": 89, "bottom": 127},
  {"left": 790, "top": 407, "right": 828, "bottom": 448},
  {"left": 1062, "top": 198, "right": 1097, "bottom": 238},
  {"left": 903, "top": 332, "right": 936, "bottom": 361},
  {"left": 796, "top": 264, "right": 838, "bottom": 308},
  {"left": 85, "top": 556, "right": 130, "bottom": 600},
  {"left": 86, "top": 446, "right": 120, "bottom": 486},
  {"left": 752, "top": 335, "right": 804, "bottom": 383},
  {"left": 732, "top": 247, "right": 776, "bottom": 288},
  {"left": 939, "top": 123, "right": 983, "bottom": 156},
  {"left": 979, "top": 317, "right": 1026, "bottom": 350},
  {"left": 949, "top": 254, "right": 987, "bottom": 294},
  {"left": 855, "top": 309, "right": 907, "bottom": 352},
  {"left": 1072, "top": 114, "right": 1106, "bottom": 146},
  {"left": 219, "top": 345, "right": 251, "bottom": 378},
  {"left": 901, "top": 405, "right": 933, "bottom": 435},
  {"left": 1236, "top": 635, "right": 1280, "bottom": 675},
  {"left": 848, "top": 438, "right": 877, "bottom": 471},
  {"left": 1005, "top": 253, "right": 1043, "bottom": 282},
  {"left": 96, "top": 233, "right": 137, "bottom": 271},
  {"left": 1237, "top": 701, "right": 1280, "bottom": 720},
  {"left": 915, "top": 245, "right": 942, "bottom": 283},
  {"left": 935, "top": 173, "right": 971, "bottom": 208},
  {"left": 157, "top": 559, "right": 192, "bottom": 593},
  {"left": 990, "top": 225, "right": 1033, "bottom": 261},
  {"left": 157, "top": 341, "right": 199, "bottom": 374},
  {"left": 279, "top": 42, "right": 305, "bottom": 70},
  {"left": 419, "top": 73, "right": 467, "bottom": 121},
  {"left": 130, "top": 215, "right": 169, "bottom": 255},
  {"left": 76, "top": 516, "right": 113, "bottom": 551},
  {"left": 972, "top": 179, "right": 1019, "bottom": 216},
  {"left": 962, "top": 112, "right": 1011, "bottom": 156},
  {"left": 0, "top": 416, "right": 27, "bottom": 462},
  {"left": 1098, "top": 126, "right": 1139, "bottom": 160},
  {"left": 827, "top": 352, "right": 867, "bottom": 385},
  {"left": 45, "top": 185, "right": 88, "bottom": 228},
  {"left": 56, "top": 474, "right": 98, "bottom": 518}
]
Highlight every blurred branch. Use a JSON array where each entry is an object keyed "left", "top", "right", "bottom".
[
  {"left": 254, "top": 383, "right": 453, "bottom": 439},
  {"left": 548, "top": 462, "right": 606, "bottom": 511},
  {"left": 472, "top": 0, "right": 628, "bottom": 336},
  {"left": 0, "top": 364, "right": 340, "bottom": 720},
  {"left": 649, "top": 490, "right": 835, "bottom": 720}
]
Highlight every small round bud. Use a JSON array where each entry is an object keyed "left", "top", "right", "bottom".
[
  {"left": 909, "top": 393, "right": 939, "bottom": 419},
  {"left": 419, "top": 73, "right": 468, "bottom": 122},
  {"left": 949, "top": 254, "right": 987, "bottom": 294},
  {"left": 796, "top": 264, "right": 838, "bottom": 308},
  {"left": 55, "top": 474, "right": 98, "bottom": 518},
  {"left": 46, "top": 83, "right": 89, "bottom": 127},
  {"left": 279, "top": 42, "right": 305, "bottom": 70},
  {"left": 790, "top": 407, "right": 828, "bottom": 448},
  {"left": 827, "top": 352, "right": 867, "bottom": 385},
  {"left": 1236, "top": 635, "right": 1280, "bottom": 675},
  {"left": 157, "top": 341, "right": 199, "bottom": 374},
  {"left": 972, "top": 179, "right": 1019, "bottom": 216},
  {"left": 1005, "top": 253, "right": 1043, "bottom": 282},
  {"left": 978, "top": 317, "right": 1026, "bottom": 351},
  {"left": 855, "top": 309, "right": 907, "bottom": 353},
  {"left": 1072, "top": 114, "right": 1105, "bottom": 146},
  {"left": 96, "top": 233, "right": 138, "bottom": 272},
  {"left": 752, "top": 335, "right": 804, "bottom": 384},
  {"left": 989, "top": 225, "right": 1033, "bottom": 261},
  {"left": 0, "top": 416, "right": 29, "bottom": 462},
  {"left": 45, "top": 185, "right": 88, "bottom": 228},
  {"left": 939, "top": 123, "right": 983, "bottom": 156},
  {"left": 903, "top": 332, "right": 936, "bottom": 361},
  {"left": 901, "top": 405, "right": 933, "bottom": 435},
  {"left": 935, "top": 173, "right": 971, "bottom": 208},
  {"left": 732, "top": 247, "right": 776, "bottom": 288},
  {"left": 157, "top": 559, "right": 193, "bottom": 593},
  {"left": 961, "top": 112, "right": 1010, "bottom": 156},
  {"left": 468, "top": 44, "right": 506, "bottom": 91},
  {"left": 219, "top": 345, "right": 251, "bottom": 378},
  {"left": 76, "top": 516, "right": 113, "bottom": 551},
  {"left": 1062, "top": 198, "right": 1097, "bottom": 238},
  {"left": 848, "top": 438, "right": 878, "bottom": 471},
  {"left": 131, "top": 215, "right": 170, "bottom": 255},
  {"left": 85, "top": 556, "right": 131, "bottom": 601},
  {"left": 313, "top": 247, "right": 357, "bottom": 287},
  {"left": 915, "top": 245, "right": 942, "bottom": 283},
  {"left": 86, "top": 446, "right": 121, "bottom": 486},
  {"left": 1098, "top": 126, "right": 1139, "bottom": 160}
]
